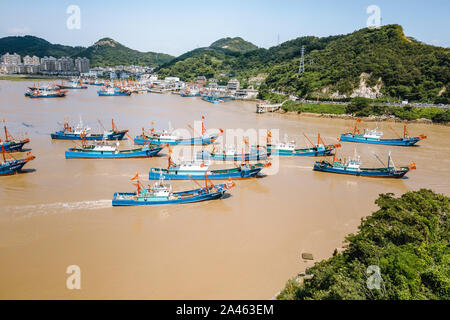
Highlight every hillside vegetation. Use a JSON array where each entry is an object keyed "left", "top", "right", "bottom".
[
  {"left": 0, "top": 36, "right": 173, "bottom": 68},
  {"left": 277, "top": 189, "right": 449, "bottom": 300},
  {"left": 158, "top": 25, "right": 449, "bottom": 104}
]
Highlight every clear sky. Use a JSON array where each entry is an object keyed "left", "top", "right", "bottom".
[{"left": 0, "top": 0, "right": 448, "bottom": 56}]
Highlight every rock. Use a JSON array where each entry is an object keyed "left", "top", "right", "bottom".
[{"left": 302, "top": 252, "right": 314, "bottom": 260}]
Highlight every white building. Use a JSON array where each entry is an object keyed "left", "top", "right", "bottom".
[
  {"left": 227, "top": 78, "right": 240, "bottom": 91},
  {"left": 1, "top": 53, "right": 21, "bottom": 65}
]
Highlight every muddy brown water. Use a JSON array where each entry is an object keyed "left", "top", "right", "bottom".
[{"left": 0, "top": 80, "right": 449, "bottom": 299}]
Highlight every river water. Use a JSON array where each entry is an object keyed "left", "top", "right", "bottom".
[{"left": 0, "top": 80, "right": 449, "bottom": 299}]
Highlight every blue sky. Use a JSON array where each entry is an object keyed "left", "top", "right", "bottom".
[{"left": 0, "top": 0, "right": 448, "bottom": 56}]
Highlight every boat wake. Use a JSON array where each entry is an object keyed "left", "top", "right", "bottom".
[{"left": 5, "top": 200, "right": 111, "bottom": 218}]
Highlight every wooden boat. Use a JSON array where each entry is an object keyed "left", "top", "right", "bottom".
[
  {"left": 134, "top": 117, "right": 220, "bottom": 146},
  {"left": 313, "top": 149, "right": 415, "bottom": 178},
  {"left": 0, "top": 146, "right": 35, "bottom": 175},
  {"left": 267, "top": 131, "right": 339, "bottom": 156},
  {"left": 51, "top": 118, "right": 128, "bottom": 141},
  {"left": 1, "top": 122, "right": 30, "bottom": 152},
  {"left": 339, "top": 119, "right": 426, "bottom": 146},
  {"left": 112, "top": 173, "right": 234, "bottom": 206},
  {"left": 65, "top": 140, "right": 163, "bottom": 159}
]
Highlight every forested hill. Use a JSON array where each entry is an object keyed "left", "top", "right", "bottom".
[
  {"left": 157, "top": 25, "right": 449, "bottom": 104},
  {"left": 0, "top": 36, "right": 174, "bottom": 68}
]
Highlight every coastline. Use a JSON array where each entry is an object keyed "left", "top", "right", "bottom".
[{"left": 276, "top": 109, "right": 450, "bottom": 126}]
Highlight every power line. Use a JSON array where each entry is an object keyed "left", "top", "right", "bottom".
[{"left": 298, "top": 45, "right": 305, "bottom": 74}]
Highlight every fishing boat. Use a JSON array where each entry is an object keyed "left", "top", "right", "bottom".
[
  {"left": 51, "top": 118, "right": 128, "bottom": 141},
  {"left": 339, "top": 119, "right": 426, "bottom": 146},
  {"left": 97, "top": 87, "right": 131, "bottom": 96},
  {"left": 180, "top": 87, "right": 201, "bottom": 97},
  {"left": 0, "top": 121, "right": 30, "bottom": 152},
  {"left": 57, "top": 80, "right": 88, "bottom": 89},
  {"left": 112, "top": 173, "right": 234, "bottom": 206},
  {"left": 25, "top": 87, "right": 67, "bottom": 98},
  {"left": 313, "top": 149, "right": 415, "bottom": 178},
  {"left": 0, "top": 146, "right": 35, "bottom": 175},
  {"left": 201, "top": 95, "right": 221, "bottom": 104},
  {"left": 267, "top": 131, "right": 340, "bottom": 156},
  {"left": 149, "top": 148, "right": 269, "bottom": 180},
  {"left": 134, "top": 117, "right": 220, "bottom": 146},
  {"left": 65, "top": 140, "right": 163, "bottom": 159}
]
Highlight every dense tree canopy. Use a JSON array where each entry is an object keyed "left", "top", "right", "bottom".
[{"left": 277, "top": 189, "right": 449, "bottom": 300}]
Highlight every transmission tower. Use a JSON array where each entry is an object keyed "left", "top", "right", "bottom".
[{"left": 298, "top": 46, "right": 305, "bottom": 74}]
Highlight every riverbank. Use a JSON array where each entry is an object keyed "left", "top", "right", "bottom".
[
  {"left": 277, "top": 101, "right": 449, "bottom": 126},
  {"left": 0, "top": 75, "right": 62, "bottom": 82}
]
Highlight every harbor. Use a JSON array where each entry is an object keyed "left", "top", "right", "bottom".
[{"left": 0, "top": 80, "right": 449, "bottom": 299}]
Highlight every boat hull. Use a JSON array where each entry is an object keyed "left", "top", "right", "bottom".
[
  {"left": 65, "top": 147, "right": 162, "bottom": 159},
  {"left": 313, "top": 161, "right": 409, "bottom": 178},
  {"left": 134, "top": 134, "right": 218, "bottom": 146},
  {"left": 112, "top": 189, "right": 226, "bottom": 206},
  {"left": 339, "top": 134, "right": 422, "bottom": 146},
  {"left": 1, "top": 140, "right": 29, "bottom": 152},
  {"left": 26, "top": 94, "right": 66, "bottom": 98},
  {"left": 196, "top": 150, "right": 270, "bottom": 161},
  {"left": 97, "top": 91, "right": 131, "bottom": 96},
  {"left": 51, "top": 130, "right": 127, "bottom": 141},
  {"left": 0, "top": 159, "right": 29, "bottom": 175},
  {"left": 149, "top": 167, "right": 262, "bottom": 180},
  {"left": 267, "top": 145, "right": 334, "bottom": 157}
]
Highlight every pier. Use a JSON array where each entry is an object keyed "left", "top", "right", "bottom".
[{"left": 256, "top": 100, "right": 288, "bottom": 113}]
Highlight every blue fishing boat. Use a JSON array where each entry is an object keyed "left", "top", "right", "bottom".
[
  {"left": 180, "top": 88, "right": 201, "bottom": 97},
  {"left": 1, "top": 123, "right": 30, "bottom": 152},
  {"left": 196, "top": 145, "right": 270, "bottom": 161},
  {"left": 97, "top": 87, "right": 131, "bottom": 96},
  {"left": 201, "top": 95, "right": 221, "bottom": 104},
  {"left": 149, "top": 148, "right": 269, "bottom": 180},
  {"left": 0, "top": 147, "right": 35, "bottom": 175},
  {"left": 112, "top": 174, "right": 234, "bottom": 206},
  {"left": 339, "top": 119, "right": 426, "bottom": 146},
  {"left": 51, "top": 118, "right": 128, "bottom": 141},
  {"left": 25, "top": 88, "right": 67, "bottom": 98},
  {"left": 65, "top": 141, "right": 163, "bottom": 159},
  {"left": 267, "top": 132, "right": 339, "bottom": 156},
  {"left": 134, "top": 117, "right": 220, "bottom": 146},
  {"left": 313, "top": 150, "right": 415, "bottom": 178},
  {"left": 57, "top": 80, "right": 88, "bottom": 89}
]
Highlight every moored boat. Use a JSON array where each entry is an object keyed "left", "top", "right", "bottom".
[
  {"left": 134, "top": 117, "right": 220, "bottom": 146},
  {"left": 267, "top": 132, "right": 339, "bottom": 157},
  {"left": 97, "top": 87, "right": 131, "bottom": 96},
  {"left": 1, "top": 121, "right": 30, "bottom": 152},
  {"left": 65, "top": 140, "right": 163, "bottom": 159},
  {"left": 313, "top": 149, "right": 415, "bottom": 178},
  {"left": 57, "top": 80, "right": 88, "bottom": 89},
  {"left": 339, "top": 119, "right": 426, "bottom": 146},
  {"left": 196, "top": 145, "right": 270, "bottom": 161},
  {"left": 51, "top": 118, "right": 128, "bottom": 140},
  {"left": 0, "top": 146, "right": 35, "bottom": 175},
  {"left": 112, "top": 173, "right": 234, "bottom": 206},
  {"left": 25, "top": 87, "right": 67, "bottom": 98}
]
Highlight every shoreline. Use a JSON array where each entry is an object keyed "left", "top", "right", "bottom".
[{"left": 276, "top": 109, "right": 450, "bottom": 126}]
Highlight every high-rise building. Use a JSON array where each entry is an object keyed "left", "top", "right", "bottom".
[
  {"left": 1, "top": 53, "right": 21, "bottom": 65},
  {"left": 56, "top": 56, "right": 74, "bottom": 72},
  {"left": 40, "top": 56, "right": 57, "bottom": 71},
  {"left": 75, "top": 57, "right": 90, "bottom": 73}
]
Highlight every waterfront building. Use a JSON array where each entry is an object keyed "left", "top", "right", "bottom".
[
  {"left": 75, "top": 57, "right": 90, "bottom": 73},
  {"left": 196, "top": 75, "right": 207, "bottom": 85},
  {"left": 40, "top": 56, "right": 57, "bottom": 71},
  {"left": 165, "top": 77, "right": 180, "bottom": 83},
  {"left": 1, "top": 52, "right": 21, "bottom": 65},
  {"left": 56, "top": 56, "right": 74, "bottom": 72},
  {"left": 227, "top": 78, "right": 240, "bottom": 91}
]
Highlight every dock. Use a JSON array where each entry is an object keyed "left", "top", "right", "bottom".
[{"left": 256, "top": 100, "right": 287, "bottom": 113}]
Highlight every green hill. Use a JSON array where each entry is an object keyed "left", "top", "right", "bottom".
[
  {"left": 0, "top": 35, "right": 84, "bottom": 58},
  {"left": 157, "top": 25, "right": 449, "bottom": 103},
  {"left": 210, "top": 37, "right": 258, "bottom": 53},
  {"left": 0, "top": 36, "right": 173, "bottom": 68},
  {"left": 76, "top": 38, "right": 173, "bottom": 68}
]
